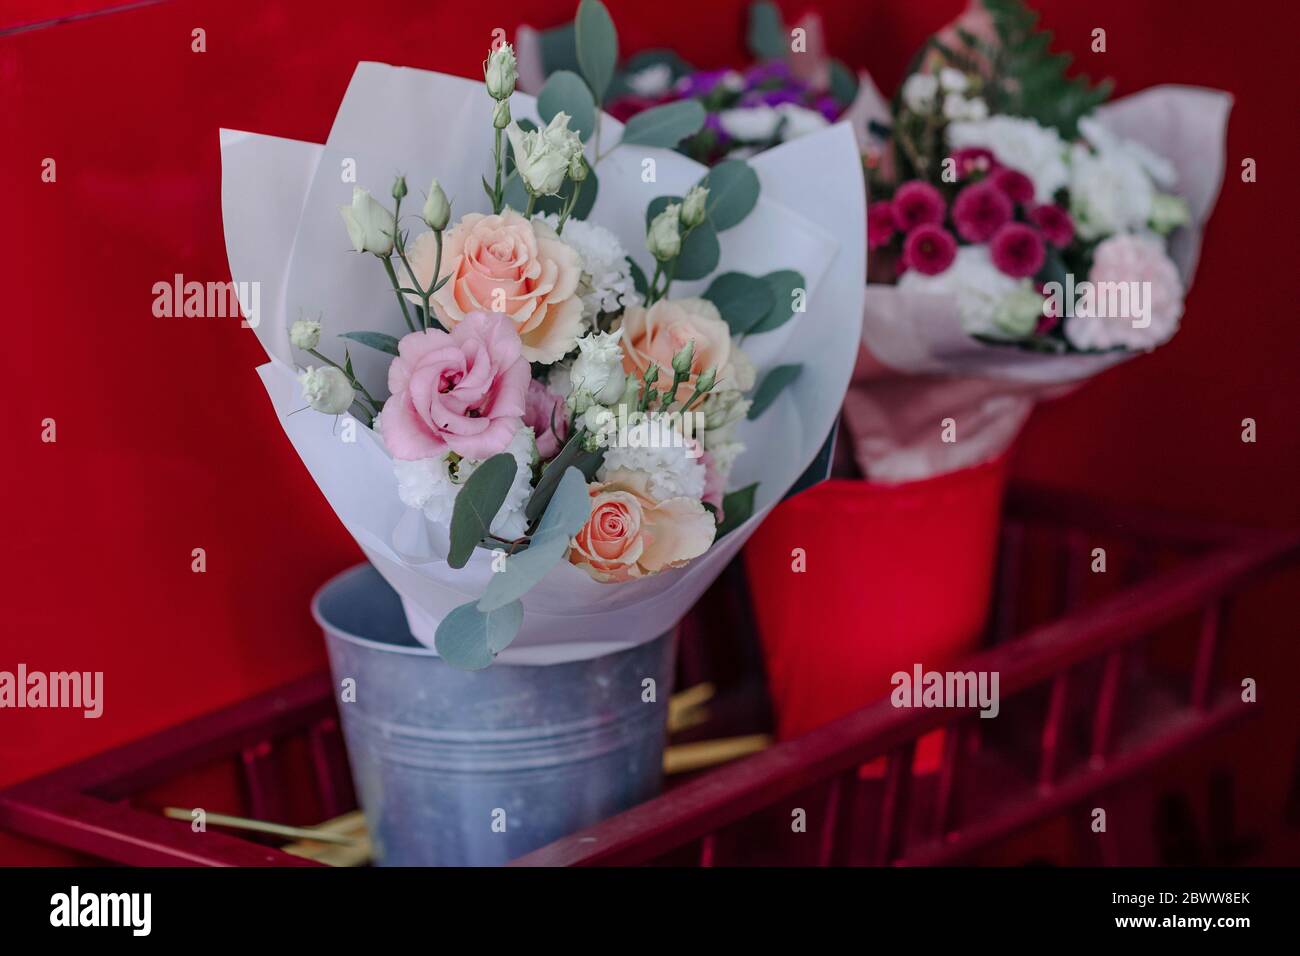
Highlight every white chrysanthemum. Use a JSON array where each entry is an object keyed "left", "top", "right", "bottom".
[
  {"left": 1067, "top": 142, "right": 1156, "bottom": 240},
  {"left": 718, "top": 106, "right": 781, "bottom": 142},
  {"left": 394, "top": 427, "right": 538, "bottom": 538},
  {"left": 1077, "top": 117, "right": 1176, "bottom": 189},
  {"left": 898, "top": 245, "right": 1030, "bottom": 337},
  {"left": 598, "top": 414, "right": 706, "bottom": 502},
  {"left": 947, "top": 115, "right": 1069, "bottom": 202},
  {"left": 536, "top": 214, "right": 638, "bottom": 319}
]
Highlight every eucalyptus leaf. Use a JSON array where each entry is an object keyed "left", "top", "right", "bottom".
[
  {"left": 538, "top": 70, "right": 596, "bottom": 141},
  {"left": 703, "top": 272, "right": 775, "bottom": 336},
  {"left": 746, "top": 1, "right": 786, "bottom": 61},
  {"left": 747, "top": 269, "right": 805, "bottom": 335},
  {"left": 628, "top": 256, "right": 649, "bottom": 298},
  {"left": 434, "top": 599, "right": 524, "bottom": 670},
  {"left": 748, "top": 363, "right": 802, "bottom": 419},
  {"left": 447, "top": 453, "right": 517, "bottom": 569},
  {"left": 339, "top": 331, "right": 400, "bottom": 356},
  {"left": 673, "top": 222, "right": 720, "bottom": 281},
  {"left": 526, "top": 432, "right": 603, "bottom": 522},
  {"left": 717, "top": 483, "right": 758, "bottom": 538},
  {"left": 538, "top": 21, "right": 580, "bottom": 76},
  {"left": 575, "top": 0, "right": 618, "bottom": 104},
  {"left": 700, "top": 160, "right": 760, "bottom": 231},
  {"left": 828, "top": 59, "right": 859, "bottom": 108},
  {"left": 620, "top": 100, "right": 706, "bottom": 147}
]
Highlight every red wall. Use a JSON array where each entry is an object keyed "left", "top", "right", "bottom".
[{"left": 3, "top": 0, "right": 1296, "bottom": 861}]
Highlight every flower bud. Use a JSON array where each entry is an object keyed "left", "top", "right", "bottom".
[
  {"left": 289, "top": 319, "right": 322, "bottom": 351},
  {"left": 680, "top": 185, "right": 709, "bottom": 229},
  {"left": 299, "top": 366, "right": 355, "bottom": 415},
  {"left": 1149, "top": 193, "right": 1190, "bottom": 234},
  {"left": 391, "top": 175, "right": 408, "bottom": 201},
  {"left": 647, "top": 204, "right": 683, "bottom": 261},
  {"left": 492, "top": 98, "right": 511, "bottom": 130},
  {"left": 484, "top": 43, "right": 518, "bottom": 100},
  {"left": 671, "top": 339, "right": 695, "bottom": 377},
  {"left": 339, "top": 187, "right": 395, "bottom": 256},
  {"left": 422, "top": 178, "right": 451, "bottom": 231},
  {"left": 570, "top": 329, "right": 626, "bottom": 404},
  {"left": 568, "top": 151, "right": 589, "bottom": 183},
  {"left": 643, "top": 362, "right": 660, "bottom": 386},
  {"left": 694, "top": 367, "right": 717, "bottom": 394},
  {"left": 992, "top": 287, "right": 1042, "bottom": 338}
]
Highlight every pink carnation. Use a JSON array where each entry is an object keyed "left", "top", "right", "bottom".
[
  {"left": 524, "top": 377, "right": 569, "bottom": 459},
  {"left": 867, "top": 200, "right": 897, "bottom": 251},
  {"left": 952, "top": 180, "right": 1012, "bottom": 243},
  {"left": 1028, "top": 203, "right": 1075, "bottom": 248},
  {"left": 989, "top": 223, "right": 1046, "bottom": 279},
  {"left": 381, "top": 311, "right": 531, "bottom": 461},
  {"left": 890, "top": 181, "right": 946, "bottom": 232},
  {"left": 991, "top": 167, "right": 1035, "bottom": 205},
  {"left": 902, "top": 224, "right": 958, "bottom": 276}
]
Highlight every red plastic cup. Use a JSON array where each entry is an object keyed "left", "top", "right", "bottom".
[{"left": 743, "top": 456, "right": 1009, "bottom": 770}]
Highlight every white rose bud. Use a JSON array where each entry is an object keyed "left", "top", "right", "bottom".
[
  {"left": 422, "top": 178, "right": 451, "bottom": 231},
  {"left": 299, "top": 366, "right": 355, "bottom": 415},
  {"left": 492, "top": 98, "right": 511, "bottom": 130},
  {"left": 568, "top": 151, "right": 589, "bottom": 183},
  {"left": 992, "top": 287, "right": 1044, "bottom": 338},
  {"left": 570, "top": 329, "right": 627, "bottom": 404},
  {"left": 289, "top": 319, "right": 321, "bottom": 350},
  {"left": 680, "top": 185, "right": 708, "bottom": 229},
  {"left": 647, "top": 203, "right": 683, "bottom": 261},
  {"left": 339, "top": 187, "right": 395, "bottom": 255},
  {"left": 485, "top": 43, "right": 518, "bottom": 100},
  {"left": 506, "top": 114, "right": 581, "bottom": 197}
]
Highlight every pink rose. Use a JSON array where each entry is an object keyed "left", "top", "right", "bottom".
[
  {"left": 619, "top": 297, "right": 754, "bottom": 402},
  {"left": 380, "top": 311, "right": 531, "bottom": 461},
  {"left": 404, "top": 210, "right": 584, "bottom": 364},
  {"left": 523, "top": 377, "right": 569, "bottom": 459},
  {"left": 569, "top": 472, "right": 716, "bottom": 583}
]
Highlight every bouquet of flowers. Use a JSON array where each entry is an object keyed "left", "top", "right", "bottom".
[
  {"left": 842, "top": 0, "right": 1231, "bottom": 479},
  {"left": 221, "top": 0, "right": 864, "bottom": 670},
  {"left": 517, "top": 1, "right": 859, "bottom": 164}
]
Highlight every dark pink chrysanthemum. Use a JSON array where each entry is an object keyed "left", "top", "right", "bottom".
[
  {"left": 902, "top": 223, "right": 958, "bottom": 276},
  {"left": 867, "top": 200, "right": 897, "bottom": 251},
  {"left": 952, "top": 181, "right": 1012, "bottom": 243},
  {"left": 990, "top": 223, "right": 1046, "bottom": 278},
  {"left": 891, "top": 180, "right": 946, "bottom": 232},
  {"left": 991, "top": 167, "right": 1035, "bottom": 205},
  {"left": 1028, "top": 203, "right": 1075, "bottom": 248},
  {"left": 951, "top": 147, "right": 996, "bottom": 179}
]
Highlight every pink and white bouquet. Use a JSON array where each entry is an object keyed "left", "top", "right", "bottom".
[
  {"left": 842, "top": 0, "right": 1230, "bottom": 480},
  {"left": 221, "top": 1, "right": 864, "bottom": 669}
]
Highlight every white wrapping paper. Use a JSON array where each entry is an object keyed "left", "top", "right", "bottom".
[
  {"left": 841, "top": 77, "right": 1231, "bottom": 482},
  {"left": 221, "top": 63, "right": 865, "bottom": 664}
]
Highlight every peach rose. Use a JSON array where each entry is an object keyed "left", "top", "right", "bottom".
[
  {"left": 404, "top": 210, "right": 584, "bottom": 364},
  {"left": 569, "top": 471, "right": 716, "bottom": 583},
  {"left": 619, "top": 297, "right": 754, "bottom": 402}
]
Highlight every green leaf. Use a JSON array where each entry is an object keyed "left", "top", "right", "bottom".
[
  {"left": 339, "top": 331, "right": 400, "bottom": 356},
  {"left": 700, "top": 160, "right": 760, "bottom": 231},
  {"left": 717, "top": 482, "right": 758, "bottom": 538},
  {"left": 628, "top": 256, "right": 649, "bottom": 298},
  {"left": 748, "top": 363, "right": 802, "bottom": 419},
  {"left": 747, "top": 269, "right": 805, "bottom": 335},
  {"left": 479, "top": 467, "right": 591, "bottom": 612},
  {"left": 538, "top": 21, "right": 580, "bottom": 77},
  {"left": 434, "top": 599, "right": 524, "bottom": 670},
  {"left": 538, "top": 70, "right": 596, "bottom": 141},
  {"left": 674, "top": 222, "right": 720, "bottom": 281},
  {"left": 746, "top": 1, "right": 786, "bottom": 61},
  {"left": 828, "top": 59, "right": 858, "bottom": 108},
  {"left": 525, "top": 432, "right": 603, "bottom": 522},
  {"left": 575, "top": 0, "right": 618, "bottom": 104},
  {"left": 702, "top": 272, "right": 775, "bottom": 336},
  {"left": 620, "top": 100, "right": 706, "bottom": 147},
  {"left": 447, "top": 453, "right": 517, "bottom": 569}
]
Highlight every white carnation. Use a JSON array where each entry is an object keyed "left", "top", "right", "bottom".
[
  {"left": 898, "top": 245, "right": 1030, "bottom": 337},
  {"left": 1067, "top": 142, "right": 1156, "bottom": 240},
  {"left": 1077, "top": 117, "right": 1176, "bottom": 189},
  {"left": 393, "top": 455, "right": 460, "bottom": 526},
  {"left": 598, "top": 414, "right": 706, "bottom": 502},
  {"left": 718, "top": 106, "right": 781, "bottom": 142},
  {"left": 537, "top": 214, "right": 638, "bottom": 319},
  {"left": 947, "top": 115, "right": 1069, "bottom": 202},
  {"left": 776, "top": 103, "right": 829, "bottom": 141},
  {"left": 456, "top": 427, "right": 539, "bottom": 539}
]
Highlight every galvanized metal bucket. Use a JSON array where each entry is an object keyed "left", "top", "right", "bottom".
[{"left": 312, "top": 563, "right": 675, "bottom": 866}]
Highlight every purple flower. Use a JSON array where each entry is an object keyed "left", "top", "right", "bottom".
[
  {"left": 990, "top": 223, "right": 1046, "bottom": 278},
  {"left": 902, "top": 224, "right": 958, "bottom": 276},
  {"left": 814, "top": 94, "right": 841, "bottom": 121},
  {"left": 867, "top": 200, "right": 897, "bottom": 251},
  {"left": 1028, "top": 203, "right": 1075, "bottom": 248},
  {"left": 891, "top": 181, "right": 947, "bottom": 232},
  {"left": 744, "top": 60, "right": 795, "bottom": 87},
  {"left": 991, "top": 167, "right": 1035, "bottom": 205},
  {"left": 952, "top": 181, "right": 1013, "bottom": 243},
  {"left": 675, "top": 68, "right": 736, "bottom": 99}
]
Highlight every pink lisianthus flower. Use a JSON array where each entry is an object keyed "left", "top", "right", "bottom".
[
  {"left": 867, "top": 200, "right": 897, "bottom": 251},
  {"left": 380, "top": 311, "right": 531, "bottom": 461},
  {"left": 523, "top": 376, "right": 569, "bottom": 459},
  {"left": 989, "top": 223, "right": 1046, "bottom": 279},
  {"left": 1028, "top": 203, "right": 1075, "bottom": 248},
  {"left": 902, "top": 223, "right": 958, "bottom": 276},
  {"left": 890, "top": 181, "right": 946, "bottom": 231},
  {"left": 991, "top": 167, "right": 1035, "bottom": 205},
  {"left": 952, "top": 180, "right": 1012, "bottom": 243}
]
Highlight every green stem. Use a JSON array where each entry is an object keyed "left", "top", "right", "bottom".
[
  {"left": 492, "top": 128, "right": 504, "bottom": 214},
  {"left": 556, "top": 180, "right": 584, "bottom": 234},
  {"left": 381, "top": 256, "right": 416, "bottom": 332},
  {"left": 524, "top": 192, "right": 537, "bottom": 217}
]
